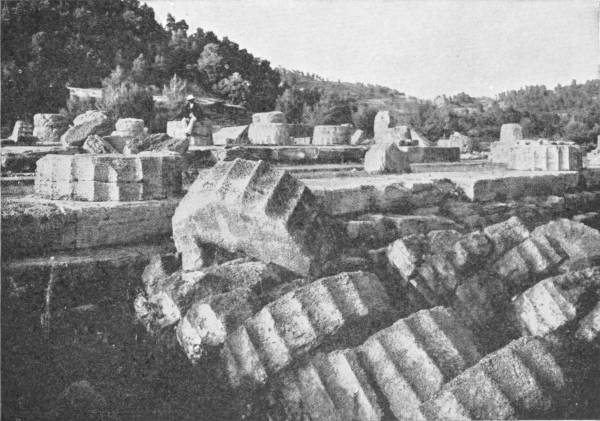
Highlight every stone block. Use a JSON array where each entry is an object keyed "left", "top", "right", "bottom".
[
  {"left": 531, "top": 218, "right": 600, "bottom": 270},
  {"left": 61, "top": 111, "right": 111, "bottom": 147},
  {"left": 114, "top": 118, "right": 144, "bottom": 136},
  {"left": 512, "top": 267, "right": 600, "bottom": 337},
  {"left": 270, "top": 306, "right": 481, "bottom": 421},
  {"left": 221, "top": 271, "right": 394, "bottom": 391},
  {"left": 247, "top": 123, "right": 290, "bottom": 145},
  {"left": 438, "top": 132, "right": 473, "bottom": 153},
  {"left": 507, "top": 143, "right": 583, "bottom": 171},
  {"left": 252, "top": 111, "right": 286, "bottom": 124},
  {"left": 33, "top": 113, "right": 68, "bottom": 143},
  {"left": 397, "top": 146, "right": 460, "bottom": 163},
  {"left": 82, "top": 134, "right": 120, "bottom": 154},
  {"left": 132, "top": 133, "right": 189, "bottom": 154},
  {"left": 1, "top": 197, "right": 178, "bottom": 259},
  {"left": 312, "top": 124, "right": 353, "bottom": 146},
  {"left": 364, "top": 142, "right": 410, "bottom": 174},
  {"left": 9, "top": 120, "right": 34, "bottom": 142},
  {"left": 350, "top": 129, "right": 365, "bottom": 145},
  {"left": 35, "top": 153, "right": 183, "bottom": 201},
  {"left": 499, "top": 123, "right": 523, "bottom": 143},
  {"left": 166, "top": 120, "right": 213, "bottom": 146},
  {"left": 212, "top": 125, "right": 248, "bottom": 146},
  {"left": 421, "top": 336, "right": 570, "bottom": 420},
  {"left": 172, "top": 158, "right": 341, "bottom": 275}
]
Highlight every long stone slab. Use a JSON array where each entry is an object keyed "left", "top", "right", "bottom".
[
  {"left": 1, "top": 145, "right": 76, "bottom": 174},
  {"left": 187, "top": 145, "right": 368, "bottom": 164},
  {"left": 304, "top": 170, "right": 592, "bottom": 215},
  {"left": 2, "top": 197, "right": 179, "bottom": 259}
]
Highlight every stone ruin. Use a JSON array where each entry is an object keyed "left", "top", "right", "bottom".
[
  {"left": 167, "top": 119, "right": 213, "bottom": 146},
  {"left": 247, "top": 111, "right": 291, "bottom": 145},
  {"left": 438, "top": 131, "right": 474, "bottom": 153},
  {"left": 35, "top": 153, "right": 183, "bottom": 201},
  {"left": 587, "top": 135, "right": 600, "bottom": 167},
  {"left": 490, "top": 123, "right": 583, "bottom": 171},
  {"left": 3, "top": 108, "right": 600, "bottom": 420}
]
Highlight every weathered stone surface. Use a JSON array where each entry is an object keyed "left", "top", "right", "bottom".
[
  {"left": 2, "top": 197, "right": 178, "bottom": 259},
  {"left": 512, "top": 267, "right": 600, "bottom": 337},
  {"left": 212, "top": 125, "right": 248, "bottom": 146},
  {"left": 575, "top": 301, "right": 600, "bottom": 344},
  {"left": 531, "top": 218, "right": 600, "bottom": 270},
  {"left": 364, "top": 142, "right": 410, "bottom": 174},
  {"left": 33, "top": 113, "right": 68, "bottom": 143},
  {"left": 252, "top": 111, "right": 286, "bottom": 124},
  {"left": 438, "top": 132, "right": 473, "bottom": 153},
  {"left": 61, "top": 111, "right": 112, "bottom": 147},
  {"left": 82, "top": 134, "right": 119, "bottom": 154},
  {"left": 499, "top": 123, "right": 523, "bottom": 143},
  {"left": 172, "top": 158, "right": 340, "bottom": 275},
  {"left": 397, "top": 146, "right": 460, "bottom": 163},
  {"left": 247, "top": 123, "right": 290, "bottom": 145},
  {"left": 131, "top": 133, "right": 189, "bottom": 154},
  {"left": 346, "top": 214, "right": 460, "bottom": 247},
  {"left": 166, "top": 120, "right": 213, "bottom": 146},
  {"left": 421, "top": 336, "right": 569, "bottom": 420},
  {"left": 312, "top": 124, "right": 353, "bottom": 145},
  {"left": 350, "top": 129, "right": 365, "bottom": 145},
  {"left": 221, "top": 271, "right": 394, "bottom": 391},
  {"left": 114, "top": 118, "right": 145, "bottom": 136},
  {"left": 507, "top": 142, "right": 583, "bottom": 171},
  {"left": 35, "top": 153, "right": 183, "bottom": 201},
  {"left": 268, "top": 306, "right": 481, "bottom": 421},
  {"left": 9, "top": 120, "right": 34, "bottom": 142},
  {"left": 387, "top": 234, "right": 427, "bottom": 282},
  {"left": 373, "top": 110, "right": 416, "bottom": 145},
  {"left": 135, "top": 260, "right": 283, "bottom": 336}
]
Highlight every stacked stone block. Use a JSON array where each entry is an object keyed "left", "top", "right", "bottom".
[
  {"left": 247, "top": 111, "right": 290, "bottom": 145},
  {"left": 35, "top": 153, "right": 183, "bottom": 201},
  {"left": 312, "top": 124, "right": 353, "bottom": 145}
]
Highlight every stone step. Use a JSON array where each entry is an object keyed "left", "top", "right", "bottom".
[
  {"left": 270, "top": 306, "right": 480, "bottom": 421},
  {"left": 421, "top": 337, "right": 568, "bottom": 420},
  {"left": 222, "top": 271, "right": 394, "bottom": 391}
]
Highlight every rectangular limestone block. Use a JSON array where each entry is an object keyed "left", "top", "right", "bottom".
[
  {"left": 2, "top": 197, "right": 179, "bottom": 259},
  {"left": 397, "top": 146, "right": 460, "bottom": 163},
  {"left": 247, "top": 123, "right": 291, "bottom": 145}
]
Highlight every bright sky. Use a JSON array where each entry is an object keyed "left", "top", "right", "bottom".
[{"left": 145, "top": 0, "right": 599, "bottom": 98}]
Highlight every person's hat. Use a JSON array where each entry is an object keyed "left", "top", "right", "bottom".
[{"left": 185, "top": 94, "right": 195, "bottom": 101}]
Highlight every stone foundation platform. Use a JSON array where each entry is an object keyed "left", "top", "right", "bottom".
[{"left": 2, "top": 197, "right": 179, "bottom": 259}]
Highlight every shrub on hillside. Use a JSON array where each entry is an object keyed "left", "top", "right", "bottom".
[
  {"left": 96, "top": 67, "right": 155, "bottom": 126},
  {"left": 60, "top": 96, "right": 98, "bottom": 123}
]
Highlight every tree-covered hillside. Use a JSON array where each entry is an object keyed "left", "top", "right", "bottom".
[
  {"left": 1, "top": 0, "right": 282, "bottom": 126},
  {"left": 1, "top": 0, "right": 598, "bottom": 146}
]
